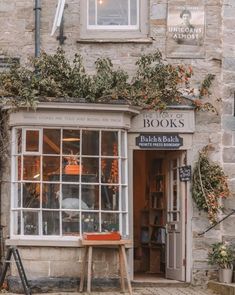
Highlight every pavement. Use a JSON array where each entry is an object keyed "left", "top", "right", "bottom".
[{"left": 2, "top": 287, "right": 217, "bottom": 295}]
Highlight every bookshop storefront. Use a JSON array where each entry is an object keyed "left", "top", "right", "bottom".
[{"left": 6, "top": 103, "right": 194, "bottom": 283}]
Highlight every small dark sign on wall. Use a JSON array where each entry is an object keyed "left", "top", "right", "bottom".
[
  {"left": 136, "top": 133, "right": 183, "bottom": 149},
  {"left": 179, "top": 165, "right": 191, "bottom": 182}
]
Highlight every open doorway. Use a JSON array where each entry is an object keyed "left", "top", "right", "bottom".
[{"left": 133, "top": 150, "right": 186, "bottom": 281}]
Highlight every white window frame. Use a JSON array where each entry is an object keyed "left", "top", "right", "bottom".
[
  {"left": 11, "top": 127, "right": 129, "bottom": 241},
  {"left": 80, "top": 0, "right": 149, "bottom": 40}
]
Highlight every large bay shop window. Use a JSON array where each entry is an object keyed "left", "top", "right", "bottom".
[{"left": 11, "top": 127, "right": 128, "bottom": 238}]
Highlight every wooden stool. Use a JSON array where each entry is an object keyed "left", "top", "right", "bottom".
[{"left": 79, "top": 239, "right": 132, "bottom": 294}]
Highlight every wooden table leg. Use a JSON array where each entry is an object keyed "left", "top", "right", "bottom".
[
  {"left": 79, "top": 246, "right": 88, "bottom": 292},
  {"left": 121, "top": 245, "right": 133, "bottom": 295},
  {"left": 87, "top": 246, "right": 93, "bottom": 294},
  {"left": 119, "top": 246, "right": 125, "bottom": 292}
]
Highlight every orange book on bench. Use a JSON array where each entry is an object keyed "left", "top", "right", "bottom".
[{"left": 83, "top": 232, "right": 121, "bottom": 241}]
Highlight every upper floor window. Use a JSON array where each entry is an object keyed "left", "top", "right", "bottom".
[
  {"left": 80, "top": 0, "right": 149, "bottom": 40},
  {"left": 88, "top": 0, "right": 138, "bottom": 29}
]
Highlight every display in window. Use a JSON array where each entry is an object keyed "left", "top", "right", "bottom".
[
  {"left": 62, "top": 129, "right": 80, "bottom": 155},
  {"left": 62, "top": 211, "right": 79, "bottom": 235},
  {"left": 43, "top": 156, "right": 60, "bottom": 180},
  {"left": 23, "top": 211, "right": 38, "bottom": 235},
  {"left": 82, "top": 130, "right": 99, "bottom": 155},
  {"left": 42, "top": 211, "right": 59, "bottom": 235},
  {"left": 63, "top": 153, "right": 82, "bottom": 175},
  {"left": 23, "top": 156, "right": 40, "bottom": 180},
  {"left": 82, "top": 213, "right": 99, "bottom": 232},
  {"left": 25, "top": 130, "right": 39, "bottom": 152},
  {"left": 43, "top": 129, "right": 60, "bottom": 154},
  {"left": 101, "top": 213, "right": 119, "bottom": 232},
  {"left": 23, "top": 182, "right": 40, "bottom": 208},
  {"left": 42, "top": 183, "right": 60, "bottom": 209}
]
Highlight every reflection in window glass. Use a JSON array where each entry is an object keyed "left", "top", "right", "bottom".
[
  {"left": 42, "top": 211, "right": 59, "bottom": 235},
  {"left": 101, "top": 213, "right": 119, "bottom": 232},
  {"left": 101, "top": 131, "right": 118, "bottom": 156},
  {"left": 23, "top": 156, "right": 40, "bottom": 180},
  {"left": 63, "top": 129, "right": 80, "bottom": 155},
  {"left": 42, "top": 183, "right": 60, "bottom": 209},
  {"left": 82, "top": 130, "right": 99, "bottom": 155},
  {"left": 130, "top": 0, "right": 137, "bottom": 25},
  {"left": 26, "top": 130, "right": 39, "bottom": 152},
  {"left": 82, "top": 185, "right": 99, "bottom": 210},
  {"left": 43, "top": 156, "right": 60, "bottom": 181},
  {"left": 62, "top": 211, "right": 79, "bottom": 235},
  {"left": 23, "top": 183, "right": 40, "bottom": 208},
  {"left": 101, "top": 186, "right": 119, "bottom": 210},
  {"left": 82, "top": 212, "right": 99, "bottom": 232},
  {"left": 43, "top": 129, "right": 60, "bottom": 154},
  {"left": 23, "top": 211, "right": 38, "bottom": 235}
]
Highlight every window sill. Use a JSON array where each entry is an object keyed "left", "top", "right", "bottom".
[
  {"left": 76, "top": 38, "right": 153, "bottom": 44},
  {"left": 6, "top": 238, "right": 82, "bottom": 248}
]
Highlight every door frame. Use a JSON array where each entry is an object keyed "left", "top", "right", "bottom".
[{"left": 128, "top": 146, "right": 192, "bottom": 282}]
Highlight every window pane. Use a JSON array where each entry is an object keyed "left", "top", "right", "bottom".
[
  {"left": 101, "top": 213, "right": 119, "bottom": 231},
  {"left": 43, "top": 156, "right": 60, "bottom": 181},
  {"left": 82, "top": 130, "right": 99, "bottom": 155},
  {"left": 81, "top": 157, "right": 99, "bottom": 182},
  {"left": 12, "top": 183, "right": 21, "bottom": 208},
  {"left": 97, "top": 0, "right": 128, "bottom": 25},
  {"left": 26, "top": 130, "right": 39, "bottom": 152},
  {"left": 82, "top": 212, "right": 99, "bottom": 232},
  {"left": 121, "top": 131, "right": 126, "bottom": 157},
  {"left": 121, "top": 159, "right": 127, "bottom": 184},
  {"left": 17, "top": 156, "right": 22, "bottom": 181},
  {"left": 62, "top": 184, "right": 80, "bottom": 209},
  {"left": 23, "top": 183, "right": 40, "bottom": 208},
  {"left": 88, "top": 0, "right": 96, "bottom": 25},
  {"left": 101, "top": 131, "right": 118, "bottom": 156},
  {"left": 43, "top": 129, "right": 60, "bottom": 154},
  {"left": 101, "top": 186, "right": 119, "bottom": 210},
  {"left": 101, "top": 158, "right": 119, "bottom": 183},
  {"left": 23, "top": 211, "right": 39, "bottom": 235},
  {"left": 81, "top": 184, "right": 99, "bottom": 210},
  {"left": 122, "top": 213, "right": 128, "bottom": 236},
  {"left": 23, "top": 156, "right": 40, "bottom": 180},
  {"left": 121, "top": 186, "right": 127, "bottom": 211},
  {"left": 63, "top": 129, "right": 80, "bottom": 155},
  {"left": 17, "top": 128, "right": 22, "bottom": 154},
  {"left": 42, "top": 211, "right": 60, "bottom": 235},
  {"left": 42, "top": 183, "right": 60, "bottom": 209},
  {"left": 13, "top": 211, "right": 21, "bottom": 235},
  {"left": 63, "top": 155, "right": 82, "bottom": 175},
  {"left": 130, "top": 0, "right": 137, "bottom": 25},
  {"left": 62, "top": 211, "right": 79, "bottom": 235}
]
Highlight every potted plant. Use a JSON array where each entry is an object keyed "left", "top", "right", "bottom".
[{"left": 208, "top": 242, "right": 235, "bottom": 283}]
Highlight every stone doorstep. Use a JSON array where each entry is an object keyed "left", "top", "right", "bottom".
[
  {"left": 208, "top": 281, "right": 235, "bottom": 295},
  {"left": 132, "top": 280, "right": 190, "bottom": 288}
]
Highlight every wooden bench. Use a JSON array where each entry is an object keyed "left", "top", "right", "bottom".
[{"left": 79, "top": 239, "right": 133, "bottom": 294}]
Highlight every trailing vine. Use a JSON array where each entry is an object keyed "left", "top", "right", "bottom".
[
  {"left": 192, "top": 145, "right": 230, "bottom": 224},
  {"left": 0, "top": 48, "right": 217, "bottom": 112}
]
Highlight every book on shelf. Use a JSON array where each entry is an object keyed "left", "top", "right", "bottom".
[{"left": 151, "top": 227, "right": 166, "bottom": 244}]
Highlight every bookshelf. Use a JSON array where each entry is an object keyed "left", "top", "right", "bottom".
[{"left": 140, "top": 158, "right": 166, "bottom": 274}]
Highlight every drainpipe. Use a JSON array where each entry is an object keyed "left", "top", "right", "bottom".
[{"left": 34, "top": 0, "right": 41, "bottom": 57}]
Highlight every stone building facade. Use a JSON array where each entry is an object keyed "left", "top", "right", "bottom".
[{"left": 1, "top": 0, "right": 235, "bottom": 291}]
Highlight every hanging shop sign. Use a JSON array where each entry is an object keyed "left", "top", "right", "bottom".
[
  {"left": 179, "top": 165, "right": 192, "bottom": 181},
  {"left": 136, "top": 133, "right": 183, "bottom": 149},
  {"left": 166, "top": 1, "right": 205, "bottom": 58}
]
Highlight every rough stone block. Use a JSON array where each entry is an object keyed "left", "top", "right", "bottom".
[{"left": 50, "top": 260, "right": 80, "bottom": 277}]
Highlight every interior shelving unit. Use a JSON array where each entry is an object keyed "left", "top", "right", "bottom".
[{"left": 140, "top": 158, "right": 166, "bottom": 274}]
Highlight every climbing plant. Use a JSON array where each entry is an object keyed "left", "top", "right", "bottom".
[
  {"left": 192, "top": 145, "right": 230, "bottom": 224},
  {"left": 0, "top": 47, "right": 217, "bottom": 112}
]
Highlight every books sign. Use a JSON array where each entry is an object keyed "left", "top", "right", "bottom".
[
  {"left": 136, "top": 134, "right": 183, "bottom": 149},
  {"left": 179, "top": 165, "right": 191, "bottom": 182}
]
